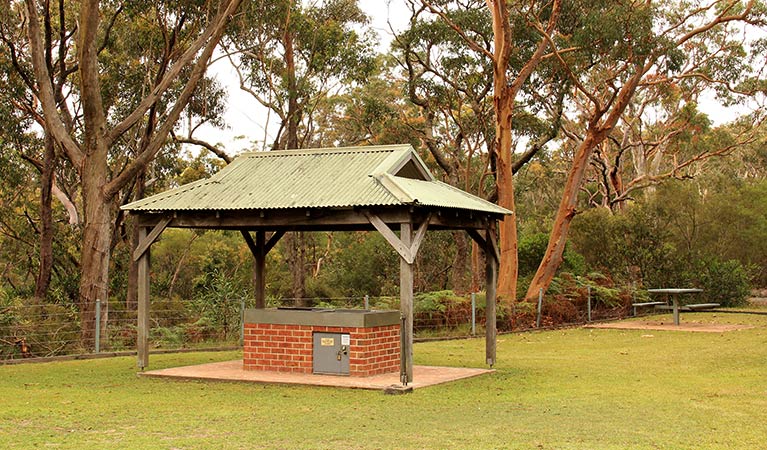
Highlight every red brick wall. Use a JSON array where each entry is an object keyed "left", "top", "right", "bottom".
[{"left": 243, "top": 323, "right": 400, "bottom": 377}]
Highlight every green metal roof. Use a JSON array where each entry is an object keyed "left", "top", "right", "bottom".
[{"left": 121, "top": 144, "right": 511, "bottom": 216}]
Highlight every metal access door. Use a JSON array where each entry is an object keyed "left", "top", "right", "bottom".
[{"left": 313, "top": 332, "right": 350, "bottom": 375}]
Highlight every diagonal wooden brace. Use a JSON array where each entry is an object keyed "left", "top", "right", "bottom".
[
  {"left": 132, "top": 217, "right": 171, "bottom": 261},
  {"left": 365, "top": 212, "right": 430, "bottom": 264},
  {"left": 240, "top": 230, "right": 285, "bottom": 258},
  {"left": 466, "top": 227, "right": 500, "bottom": 264}
]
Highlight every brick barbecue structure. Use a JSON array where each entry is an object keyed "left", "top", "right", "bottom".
[{"left": 243, "top": 308, "right": 400, "bottom": 377}]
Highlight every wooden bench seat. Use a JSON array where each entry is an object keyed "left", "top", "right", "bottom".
[
  {"left": 685, "top": 303, "right": 720, "bottom": 310},
  {"left": 632, "top": 301, "right": 666, "bottom": 307},
  {"left": 632, "top": 301, "right": 666, "bottom": 316},
  {"left": 654, "top": 303, "right": 720, "bottom": 312}
]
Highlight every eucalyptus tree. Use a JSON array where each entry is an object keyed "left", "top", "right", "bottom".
[
  {"left": 224, "top": 0, "right": 377, "bottom": 300},
  {"left": 580, "top": 97, "right": 763, "bottom": 210},
  {"left": 525, "top": 0, "right": 767, "bottom": 301},
  {"left": 303, "top": 59, "right": 425, "bottom": 148},
  {"left": 414, "top": 0, "right": 563, "bottom": 300},
  {"left": 1, "top": 0, "right": 243, "bottom": 342}
]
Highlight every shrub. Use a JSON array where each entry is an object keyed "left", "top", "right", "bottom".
[
  {"left": 192, "top": 269, "right": 247, "bottom": 341},
  {"left": 0, "top": 298, "right": 80, "bottom": 358},
  {"left": 696, "top": 258, "right": 752, "bottom": 307},
  {"left": 414, "top": 290, "right": 471, "bottom": 329}
]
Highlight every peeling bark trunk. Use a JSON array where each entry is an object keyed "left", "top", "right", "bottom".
[
  {"left": 525, "top": 130, "right": 602, "bottom": 301},
  {"left": 525, "top": 68, "right": 643, "bottom": 301},
  {"left": 78, "top": 156, "right": 114, "bottom": 344},
  {"left": 490, "top": 0, "right": 560, "bottom": 301},
  {"left": 494, "top": 89, "right": 518, "bottom": 301}
]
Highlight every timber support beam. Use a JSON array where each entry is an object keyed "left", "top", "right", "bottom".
[
  {"left": 467, "top": 225, "right": 499, "bottom": 367},
  {"left": 136, "top": 226, "right": 151, "bottom": 370},
  {"left": 240, "top": 230, "right": 285, "bottom": 308},
  {"left": 365, "top": 212, "right": 431, "bottom": 384}
]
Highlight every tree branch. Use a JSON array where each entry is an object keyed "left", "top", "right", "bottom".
[
  {"left": 420, "top": 0, "right": 494, "bottom": 60},
  {"left": 24, "top": 0, "right": 85, "bottom": 172},
  {"left": 104, "top": 0, "right": 242, "bottom": 196},
  {"left": 107, "top": 0, "right": 241, "bottom": 147},
  {"left": 172, "top": 134, "right": 233, "bottom": 163}
]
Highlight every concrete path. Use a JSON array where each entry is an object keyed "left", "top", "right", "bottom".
[{"left": 140, "top": 360, "right": 493, "bottom": 391}]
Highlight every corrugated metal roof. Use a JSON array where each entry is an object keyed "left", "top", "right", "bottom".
[{"left": 122, "top": 144, "right": 511, "bottom": 216}]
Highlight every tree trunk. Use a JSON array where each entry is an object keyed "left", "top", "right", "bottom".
[
  {"left": 451, "top": 231, "right": 470, "bottom": 294},
  {"left": 78, "top": 197, "right": 114, "bottom": 345},
  {"left": 494, "top": 88, "right": 518, "bottom": 301},
  {"left": 524, "top": 128, "right": 608, "bottom": 301},
  {"left": 525, "top": 66, "right": 643, "bottom": 301},
  {"left": 490, "top": 0, "right": 560, "bottom": 301},
  {"left": 34, "top": 133, "right": 55, "bottom": 300},
  {"left": 78, "top": 146, "right": 113, "bottom": 345},
  {"left": 281, "top": 5, "right": 306, "bottom": 304},
  {"left": 284, "top": 232, "right": 306, "bottom": 305},
  {"left": 470, "top": 240, "right": 482, "bottom": 293},
  {"left": 284, "top": 4, "right": 299, "bottom": 150}
]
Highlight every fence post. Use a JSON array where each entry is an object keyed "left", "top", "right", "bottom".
[
  {"left": 587, "top": 286, "right": 592, "bottom": 322},
  {"left": 536, "top": 288, "right": 543, "bottom": 328},
  {"left": 95, "top": 298, "right": 101, "bottom": 353},
  {"left": 364, "top": 294, "right": 369, "bottom": 310},
  {"left": 240, "top": 298, "right": 246, "bottom": 347},
  {"left": 471, "top": 292, "right": 476, "bottom": 336}
]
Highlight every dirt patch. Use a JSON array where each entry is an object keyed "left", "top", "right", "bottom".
[{"left": 585, "top": 320, "right": 754, "bottom": 333}]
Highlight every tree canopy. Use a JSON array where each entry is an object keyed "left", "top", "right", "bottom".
[{"left": 1, "top": 0, "right": 767, "bottom": 352}]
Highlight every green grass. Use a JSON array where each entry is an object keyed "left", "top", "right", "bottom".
[{"left": 2, "top": 312, "right": 766, "bottom": 449}]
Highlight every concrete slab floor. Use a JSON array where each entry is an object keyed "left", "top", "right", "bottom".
[{"left": 139, "top": 360, "right": 494, "bottom": 391}]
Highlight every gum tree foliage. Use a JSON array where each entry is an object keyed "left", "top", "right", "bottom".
[
  {"left": 225, "top": 0, "right": 377, "bottom": 150},
  {"left": 570, "top": 180, "right": 757, "bottom": 305},
  {"left": 525, "top": 0, "right": 767, "bottom": 301},
  {"left": 0, "top": 0, "right": 242, "bottom": 342}
]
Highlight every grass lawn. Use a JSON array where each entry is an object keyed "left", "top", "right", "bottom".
[{"left": 1, "top": 312, "right": 766, "bottom": 449}]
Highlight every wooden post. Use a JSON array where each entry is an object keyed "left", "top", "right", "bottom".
[
  {"left": 137, "top": 226, "right": 150, "bottom": 370},
  {"left": 485, "top": 229, "right": 498, "bottom": 367},
  {"left": 242, "top": 230, "right": 284, "bottom": 309},
  {"left": 255, "top": 231, "right": 266, "bottom": 309},
  {"left": 400, "top": 222, "right": 414, "bottom": 383}
]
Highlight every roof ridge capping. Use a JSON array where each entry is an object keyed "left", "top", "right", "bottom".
[
  {"left": 240, "top": 144, "right": 413, "bottom": 158},
  {"left": 372, "top": 172, "right": 415, "bottom": 204}
]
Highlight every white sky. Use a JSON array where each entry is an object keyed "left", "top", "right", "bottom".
[
  {"left": 193, "top": 1, "right": 410, "bottom": 155},
  {"left": 191, "top": 1, "right": 747, "bottom": 157}
]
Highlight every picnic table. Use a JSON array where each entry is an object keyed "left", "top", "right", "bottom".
[{"left": 646, "top": 288, "right": 716, "bottom": 325}]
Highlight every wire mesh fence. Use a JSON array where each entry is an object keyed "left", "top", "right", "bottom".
[{"left": 1, "top": 290, "right": 639, "bottom": 361}]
